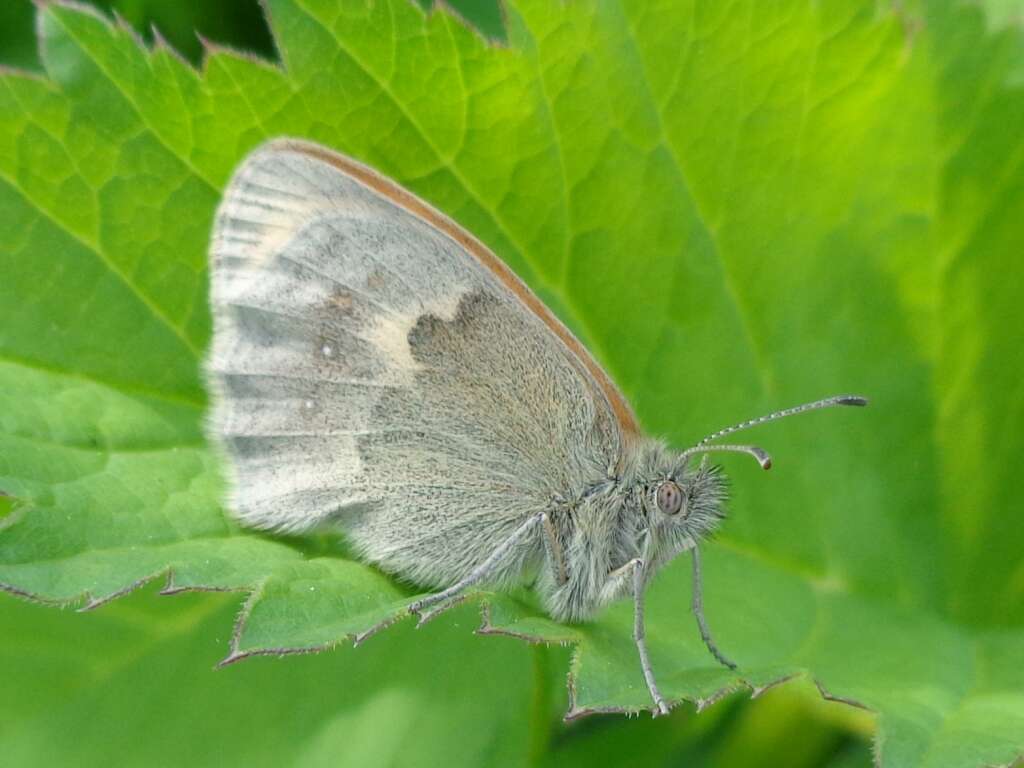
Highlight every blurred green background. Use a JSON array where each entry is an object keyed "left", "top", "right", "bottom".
[{"left": 0, "top": 0, "right": 506, "bottom": 70}]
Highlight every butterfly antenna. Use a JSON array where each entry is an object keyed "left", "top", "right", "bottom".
[
  {"left": 698, "top": 395, "right": 867, "bottom": 446},
  {"left": 679, "top": 395, "right": 868, "bottom": 471}
]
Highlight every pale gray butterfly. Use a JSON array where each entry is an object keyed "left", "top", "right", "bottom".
[{"left": 206, "top": 138, "right": 866, "bottom": 715}]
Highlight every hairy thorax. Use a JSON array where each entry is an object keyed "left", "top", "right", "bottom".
[
  {"left": 535, "top": 438, "right": 727, "bottom": 623},
  {"left": 536, "top": 478, "right": 638, "bottom": 622}
]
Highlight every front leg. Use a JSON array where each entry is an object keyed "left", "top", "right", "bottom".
[
  {"left": 602, "top": 558, "right": 671, "bottom": 717},
  {"left": 631, "top": 561, "right": 671, "bottom": 716},
  {"left": 541, "top": 511, "right": 567, "bottom": 585}
]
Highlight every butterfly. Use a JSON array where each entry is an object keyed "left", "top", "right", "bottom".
[{"left": 206, "top": 138, "right": 866, "bottom": 715}]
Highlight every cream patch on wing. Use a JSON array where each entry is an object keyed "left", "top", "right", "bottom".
[
  {"left": 362, "top": 289, "right": 467, "bottom": 377},
  {"left": 214, "top": 197, "right": 319, "bottom": 267}
]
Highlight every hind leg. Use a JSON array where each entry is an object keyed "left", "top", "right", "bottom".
[{"left": 354, "top": 512, "right": 544, "bottom": 644}]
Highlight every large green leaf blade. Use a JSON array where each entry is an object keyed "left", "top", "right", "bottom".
[
  {"left": 1, "top": 2, "right": 1023, "bottom": 766},
  {"left": 0, "top": 587, "right": 540, "bottom": 768}
]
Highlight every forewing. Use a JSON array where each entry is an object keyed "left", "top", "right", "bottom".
[{"left": 207, "top": 139, "right": 633, "bottom": 581}]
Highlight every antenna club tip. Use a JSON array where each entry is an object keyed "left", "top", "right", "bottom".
[
  {"left": 751, "top": 448, "right": 772, "bottom": 469},
  {"left": 839, "top": 396, "right": 869, "bottom": 407}
]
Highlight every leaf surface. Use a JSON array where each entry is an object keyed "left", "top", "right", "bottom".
[{"left": 1, "top": 2, "right": 1023, "bottom": 765}]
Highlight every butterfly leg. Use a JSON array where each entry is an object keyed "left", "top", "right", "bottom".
[
  {"left": 598, "top": 558, "right": 670, "bottom": 715},
  {"left": 691, "top": 547, "right": 737, "bottom": 670},
  {"left": 408, "top": 594, "right": 469, "bottom": 628},
  {"left": 627, "top": 559, "right": 672, "bottom": 716},
  {"left": 541, "top": 511, "right": 568, "bottom": 585},
  {"left": 354, "top": 512, "right": 544, "bottom": 644}
]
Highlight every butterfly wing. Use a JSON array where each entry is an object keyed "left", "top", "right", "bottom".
[{"left": 207, "top": 139, "right": 638, "bottom": 586}]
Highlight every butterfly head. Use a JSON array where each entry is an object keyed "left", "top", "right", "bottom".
[{"left": 645, "top": 457, "right": 727, "bottom": 555}]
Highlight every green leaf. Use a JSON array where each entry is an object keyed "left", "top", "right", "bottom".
[
  {"left": 0, "top": 584, "right": 541, "bottom": 767},
  {"left": 1, "top": 1, "right": 1022, "bottom": 766},
  {"left": 0, "top": 584, "right": 869, "bottom": 767}
]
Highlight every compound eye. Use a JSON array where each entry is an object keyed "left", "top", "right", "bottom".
[{"left": 656, "top": 480, "right": 684, "bottom": 516}]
